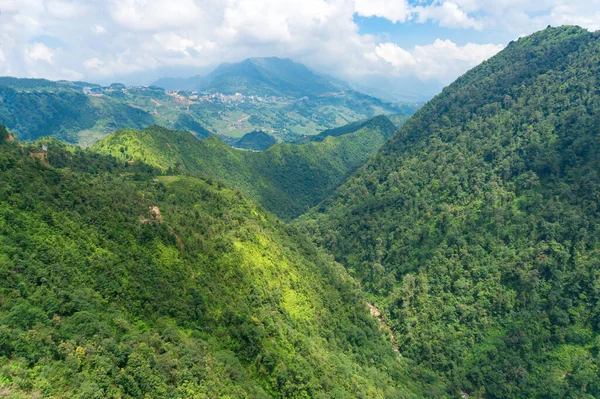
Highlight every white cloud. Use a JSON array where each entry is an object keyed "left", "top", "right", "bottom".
[
  {"left": 0, "top": 0, "right": 598, "bottom": 87},
  {"left": 92, "top": 25, "right": 107, "bottom": 34},
  {"left": 83, "top": 57, "right": 104, "bottom": 70},
  {"left": 375, "top": 43, "right": 416, "bottom": 69},
  {"left": 374, "top": 39, "right": 504, "bottom": 81},
  {"left": 415, "top": 2, "right": 482, "bottom": 30},
  {"left": 45, "top": 0, "right": 87, "bottom": 19},
  {"left": 354, "top": 0, "right": 411, "bottom": 23},
  {"left": 27, "top": 42, "right": 55, "bottom": 63},
  {"left": 414, "top": 0, "right": 600, "bottom": 32},
  {"left": 109, "top": 0, "right": 204, "bottom": 31}
]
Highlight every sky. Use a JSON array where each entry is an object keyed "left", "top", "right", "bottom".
[{"left": 1, "top": 0, "right": 599, "bottom": 93}]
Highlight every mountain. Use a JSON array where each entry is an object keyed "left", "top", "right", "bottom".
[
  {"left": 347, "top": 74, "right": 445, "bottom": 103},
  {"left": 150, "top": 57, "right": 420, "bottom": 140},
  {"left": 232, "top": 130, "right": 277, "bottom": 150},
  {"left": 92, "top": 116, "right": 400, "bottom": 220},
  {"left": 0, "top": 78, "right": 157, "bottom": 145},
  {"left": 297, "top": 26, "right": 600, "bottom": 397},
  {"left": 0, "top": 79, "right": 217, "bottom": 146},
  {"left": 0, "top": 131, "right": 439, "bottom": 397},
  {"left": 295, "top": 115, "right": 398, "bottom": 143},
  {"left": 154, "top": 57, "right": 344, "bottom": 97},
  {"left": 1, "top": 70, "right": 419, "bottom": 145}
]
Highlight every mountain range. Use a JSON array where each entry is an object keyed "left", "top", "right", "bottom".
[
  {"left": 0, "top": 58, "right": 419, "bottom": 146},
  {"left": 0, "top": 135, "right": 436, "bottom": 397},
  {"left": 1, "top": 25, "right": 600, "bottom": 398}
]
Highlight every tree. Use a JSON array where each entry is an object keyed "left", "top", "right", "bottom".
[{"left": 0, "top": 124, "right": 10, "bottom": 143}]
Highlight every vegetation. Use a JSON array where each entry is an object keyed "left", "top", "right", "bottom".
[
  {"left": 0, "top": 124, "right": 9, "bottom": 143},
  {"left": 295, "top": 115, "right": 398, "bottom": 143},
  {"left": 0, "top": 83, "right": 157, "bottom": 145},
  {"left": 232, "top": 130, "right": 277, "bottom": 150},
  {"left": 298, "top": 26, "right": 600, "bottom": 397},
  {"left": 1, "top": 61, "right": 419, "bottom": 145},
  {"left": 0, "top": 133, "right": 442, "bottom": 398},
  {"left": 92, "top": 116, "right": 399, "bottom": 220}
]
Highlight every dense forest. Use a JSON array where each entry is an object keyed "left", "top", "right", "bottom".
[
  {"left": 0, "top": 132, "right": 445, "bottom": 398},
  {"left": 3, "top": 24, "right": 600, "bottom": 398},
  {"left": 92, "top": 115, "right": 399, "bottom": 220},
  {"left": 298, "top": 26, "right": 600, "bottom": 397},
  {"left": 232, "top": 130, "right": 277, "bottom": 150}
]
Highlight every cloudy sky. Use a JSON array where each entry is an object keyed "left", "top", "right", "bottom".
[{"left": 1, "top": 0, "right": 599, "bottom": 90}]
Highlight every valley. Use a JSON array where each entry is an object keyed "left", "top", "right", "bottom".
[
  {"left": 0, "top": 58, "right": 419, "bottom": 146},
  {"left": 1, "top": 22, "right": 600, "bottom": 399}
]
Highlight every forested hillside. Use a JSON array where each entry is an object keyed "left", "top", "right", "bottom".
[
  {"left": 298, "top": 26, "right": 600, "bottom": 397},
  {"left": 1, "top": 66, "right": 418, "bottom": 145},
  {"left": 92, "top": 116, "right": 399, "bottom": 220},
  {"left": 232, "top": 130, "right": 277, "bottom": 150},
  {"left": 0, "top": 132, "right": 442, "bottom": 398},
  {"left": 0, "top": 81, "right": 157, "bottom": 144}
]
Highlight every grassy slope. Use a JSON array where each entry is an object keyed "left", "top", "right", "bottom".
[
  {"left": 0, "top": 137, "right": 437, "bottom": 398},
  {"left": 296, "top": 26, "right": 600, "bottom": 397},
  {"left": 92, "top": 116, "right": 399, "bottom": 220}
]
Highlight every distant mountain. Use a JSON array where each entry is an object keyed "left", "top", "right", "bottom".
[
  {"left": 92, "top": 115, "right": 401, "bottom": 220},
  {"left": 0, "top": 60, "right": 420, "bottom": 145},
  {"left": 152, "top": 57, "right": 420, "bottom": 140},
  {"left": 347, "top": 74, "right": 444, "bottom": 103},
  {"left": 153, "top": 57, "right": 344, "bottom": 97},
  {"left": 296, "top": 115, "right": 397, "bottom": 143},
  {"left": 0, "top": 79, "right": 157, "bottom": 145},
  {"left": 233, "top": 130, "right": 277, "bottom": 150},
  {"left": 298, "top": 26, "right": 600, "bottom": 397},
  {"left": 0, "top": 78, "right": 213, "bottom": 145}
]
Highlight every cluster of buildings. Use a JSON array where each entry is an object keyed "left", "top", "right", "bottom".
[{"left": 184, "top": 91, "right": 284, "bottom": 104}]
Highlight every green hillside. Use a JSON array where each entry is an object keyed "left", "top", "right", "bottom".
[
  {"left": 92, "top": 116, "right": 399, "bottom": 220},
  {"left": 0, "top": 133, "right": 440, "bottom": 398},
  {"left": 296, "top": 115, "right": 398, "bottom": 143},
  {"left": 233, "top": 130, "right": 277, "bottom": 150},
  {"left": 298, "top": 26, "right": 600, "bottom": 397},
  {"left": 1, "top": 62, "right": 419, "bottom": 146},
  {"left": 0, "top": 81, "right": 157, "bottom": 144}
]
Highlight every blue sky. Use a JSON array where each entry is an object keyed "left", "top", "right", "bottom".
[
  {"left": 354, "top": 15, "right": 507, "bottom": 48},
  {"left": 0, "top": 0, "right": 599, "bottom": 97}
]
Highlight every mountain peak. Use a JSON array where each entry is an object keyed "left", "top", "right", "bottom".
[{"left": 152, "top": 57, "right": 344, "bottom": 97}]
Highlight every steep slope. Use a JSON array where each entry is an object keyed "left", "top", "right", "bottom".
[
  {"left": 297, "top": 26, "right": 600, "bottom": 397},
  {"left": 0, "top": 134, "right": 436, "bottom": 397},
  {"left": 92, "top": 116, "right": 398, "bottom": 220}
]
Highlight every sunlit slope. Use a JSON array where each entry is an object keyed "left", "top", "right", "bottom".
[
  {"left": 92, "top": 116, "right": 398, "bottom": 219},
  {"left": 0, "top": 136, "right": 437, "bottom": 397}
]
